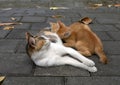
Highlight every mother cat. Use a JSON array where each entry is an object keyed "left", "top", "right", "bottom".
[{"left": 50, "top": 17, "right": 108, "bottom": 64}]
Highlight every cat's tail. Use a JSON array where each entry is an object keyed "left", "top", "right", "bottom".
[{"left": 95, "top": 47, "right": 108, "bottom": 64}]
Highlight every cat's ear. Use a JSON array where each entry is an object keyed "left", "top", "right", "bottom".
[
  {"left": 50, "top": 22, "right": 60, "bottom": 33},
  {"left": 63, "top": 31, "right": 71, "bottom": 38},
  {"left": 57, "top": 21, "right": 66, "bottom": 27},
  {"left": 25, "top": 32, "right": 32, "bottom": 41},
  {"left": 80, "top": 17, "right": 92, "bottom": 25},
  {"left": 25, "top": 32, "right": 36, "bottom": 48}
]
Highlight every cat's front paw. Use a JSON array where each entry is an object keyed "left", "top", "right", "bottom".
[
  {"left": 83, "top": 60, "right": 95, "bottom": 67},
  {"left": 88, "top": 66, "right": 97, "bottom": 72}
]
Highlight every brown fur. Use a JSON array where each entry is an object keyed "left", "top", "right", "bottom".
[{"left": 50, "top": 17, "right": 108, "bottom": 64}]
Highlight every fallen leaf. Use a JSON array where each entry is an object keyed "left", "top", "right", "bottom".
[
  {"left": 50, "top": 7, "right": 69, "bottom": 10},
  {"left": 11, "top": 17, "right": 16, "bottom": 21},
  {"left": 0, "top": 76, "right": 5, "bottom": 83},
  {"left": 114, "top": 4, "right": 120, "bottom": 7},
  {"left": 0, "top": 22, "right": 22, "bottom": 26},
  {"left": 108, "top": 5, "right": 112, "bottom": 7},
  {"left": 94, "top": 4, "right": 103, "bottom": 7},
  {"left": 2, "top": 8, "right": 12, "bottom": 10},
  {"left": 3, "top": 25, "right": 14, "bottom": 30},
  {"left": 52, "top": 15, "right": 65, "bottom": 18}
]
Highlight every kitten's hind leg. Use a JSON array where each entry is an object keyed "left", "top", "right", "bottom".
[{"left": 55, "top": 56, "right": 97, "bottom": 72}]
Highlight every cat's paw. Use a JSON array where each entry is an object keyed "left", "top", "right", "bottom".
[
  {"left": 83, "top": 60, "right": 95, "bottom": 67},
  {"left": 88, "top": 66, "right": 97, "bottom": 72}
]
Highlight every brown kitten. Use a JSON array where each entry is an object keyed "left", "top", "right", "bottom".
[{"left": 50, "top": 17, "right": 108, "bottom": 64}]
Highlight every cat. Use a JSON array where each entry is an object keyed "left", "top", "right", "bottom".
[
  {"left": 25, "top": 31, "right": 97, "bottom": 72},
  {"left": 50, "top": 17, "right": 108, "bottom": 64}
]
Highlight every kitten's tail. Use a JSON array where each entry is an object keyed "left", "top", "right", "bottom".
[{"left": 95, "top": 47, "right": 108, "bottom": 64}]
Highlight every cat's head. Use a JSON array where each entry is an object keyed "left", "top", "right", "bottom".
[
  {"left": 25, "top": 32, "right": 50, "bottom": 57},
  {"left": 50, "top": 21, "right": 71, "bottom": 39}
]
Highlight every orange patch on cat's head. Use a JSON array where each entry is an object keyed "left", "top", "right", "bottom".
[{"left": 25, "top": 32, "right": 46, "bottom": 57}]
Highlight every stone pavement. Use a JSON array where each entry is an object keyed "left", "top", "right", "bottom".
[{"left": 0, "top": 0, "right": 120, "bottom": 85}]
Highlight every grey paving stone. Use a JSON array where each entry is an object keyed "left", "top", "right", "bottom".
[
  {"left": 90, "top": 55, "right": 120, "bottom": 76},
  {"left": 21, "top": 16, "right": 46, "bottom": 22},
  {"left": 47, "top": 17, "right": 72, "bottom": 26},
  {"left": 90, "top": 24, "right": 118, "bottom": 31},
  {"left": 103, "top": 41, "right": 120, "bottom": 54},
  {"left": 16, "top": 40, "right": 26, "bottom": 53},
  {"left": 66, "top": 77, "right": 120, "bottom": 85},
  {"left": 0, "top": 39, "right": 19, "bottom": 53},
  {"left": 7, "top": 30, "right": 40, "bottom": 39},
  {"left": 31, "top": 22, "right": 49, "bottom": 30},
  {"left": 107, "top": 31, "right": 120, "bottom": 40},
  {"left": 7, "top": 30, "right": 28, "bottom": 39},
  {"left": 2, "top": 77, "right": 63, "bottom": 85},
  {"left": 115, "top": 24, "right": 120, "bottom": 30},
  {"left": 14, "top": 23, "right": 31, "bottom": 30},
  {"left": 0, "top": 53, "right": 33, "bottom": 74},
  {"left": 80, "top": 13, "right": 120, "bottom": 19},
  {"left": 97, "top": 18, "right": 120, "bottom": 24},
  {"left": 94, "top": 31, "right": 112, "bottom": 40},
  {"left": 52, "top": 1, "right": 74, "bottom": 7},
  {"left": 0, "top": 30, "right": 10, "bottom": 38},
  {"left": 55, "top": 12, "right": 80, "bottom": 18},
  {"left": 90, "top": 24, "right": 119, "bottom": 31},
  {"left": 0, "top": 16, "right": 21, "bottom": 22},
  {"left": 34, "top": 65, "right": 90, "bottom": 77}
]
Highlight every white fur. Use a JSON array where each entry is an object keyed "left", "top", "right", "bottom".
[{"left": 31, "top": 33, "right": 97, "bottom": 72}]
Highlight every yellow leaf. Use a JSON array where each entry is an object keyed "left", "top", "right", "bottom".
[
  {"left": 0, "top": 76, "right": 5, "bottom": 83},
  {"left": 3, "top": 25, "right": 14, "bottom": 30}
]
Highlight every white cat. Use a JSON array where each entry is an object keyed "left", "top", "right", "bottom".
[{"left": 25, "top": 31, "right": 97, "bottom": 72}]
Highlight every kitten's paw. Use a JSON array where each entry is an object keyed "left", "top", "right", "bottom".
[
  {"left": 88, "top": 66, "right": 97, "bottom": 72},
  {"left": 83, "top": 60, "right": 95, "bottom": 67}
]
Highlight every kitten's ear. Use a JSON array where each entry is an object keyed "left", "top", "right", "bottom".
[
  {"left": 25, "top": 32, "right": 36, "bottom": 48},
  {"left": 63, "top": 31, "right": 71, "bottom": 38},
  {"left": 80, "top": 17, "right": 92, "bottom": 25},
  {"left": 57, "top": 21, "right": 66, "bottom": 27},
  {"left": 50, "top": 22, "right": 60, "bottom": 33}
]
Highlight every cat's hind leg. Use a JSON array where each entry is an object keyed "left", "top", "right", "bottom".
[
  {"left": 55, "top": 56, "right": 97, "bottom": 72},
  {"left": 65, "top": 47, "right": 95, "bottom": 67}
]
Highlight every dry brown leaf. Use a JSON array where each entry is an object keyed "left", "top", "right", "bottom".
[
  {"left": 52, "top": 15, "right": 64, "bottom": 18},
  {"left": 3, "top": 25, "right": 14, "bottom": 30},
  {"left": 0, "top": 22, "right": 22, "bottom": 26},
  {"left": 0, "top": 76, "right": 5, "bottom": 83},
  {"left": 114, "top": 4, "right": 120, "bottom": 7}
]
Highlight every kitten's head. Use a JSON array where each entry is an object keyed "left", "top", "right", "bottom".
[
  {"left": 25, "top": 32, "right": 50, "bottom": 57},
  {"left": 50, "top": 21, "right": 71, "bottom": 39}
]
